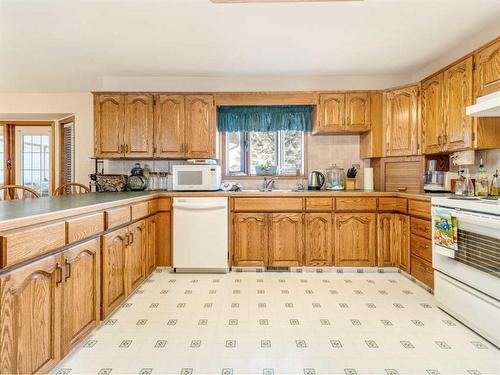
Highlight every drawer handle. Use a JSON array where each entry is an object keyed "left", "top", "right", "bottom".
[
  {"left": 65, "top": 259, "right": 72, "bottom": 281},
  {"left": 56, "top": 263, "right": 63, "bottom": 286},
  {"left": 398, "top": 187, "right": 407, "bottom": 191}
]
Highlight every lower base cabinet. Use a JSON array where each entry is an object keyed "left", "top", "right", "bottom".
[
  {"left": 269, "top": 213, "right": 303, "bottom": 267},
  {"left": 304, "top": 213, "right": 333, "bottom": 266},
  {"left": 377, "top": 213, "right": 410, "bottom": 270},
  {"left": 233, "top": 213, "right": 268, "bottom": 266},
  {"left": 102, "top": 220, "right": 147, "bottom": 319},
  {"left": 334, "top": 213, "right": 377, "bottom": 267},
  {"left": 145, "top": 215, "right": 157, "bottom": 275},
  {"left": 0, "top": 239, "right": 100, "bottom": 375}
]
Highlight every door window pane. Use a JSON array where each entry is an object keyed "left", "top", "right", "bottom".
[{"left": 21, "top": 134, "right": 50, "bottom": 196}]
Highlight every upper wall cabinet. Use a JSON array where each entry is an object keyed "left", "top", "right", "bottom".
[
  {"left": 314, "top": 92, "right": 370, "bottom": 134},
  {"left": 94, "top": 94, "right": 124, "bottom": 158},
  {"left": 95, "top": 94, "right": 154, "bottom": 158},
  {"left": 443, "top": 56, "right": 474, "bottom": 152},
  {"left": 474, "top": 38, "right": 500, "bottom": 98},
  {"left": 384, "top": 85, "right": 419, "bottom": 157},
  {"left": 155, "top": 94, "right": 185, "bottom": 158},
  {"left": 184, "top": 95, "right": 216, "bottom": 159},
  {"left": 421, "top": 73, "right": 444, "bottom": 154},
  {"left": 94, "top": 93, "right": 216, "bottom": 159},
  {"left": 124, "top": 94, "right": 155, "bottom": 158}
]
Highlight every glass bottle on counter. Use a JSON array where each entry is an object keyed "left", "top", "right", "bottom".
[
  {"left": 463, "top": 168, "right": 475, "bottom": 197},
  {"left": 475, "top": 158, "right": 489, "bottom": 197},
  {"left": 490, "top": 170, "right": 500, "bottom": 197}
]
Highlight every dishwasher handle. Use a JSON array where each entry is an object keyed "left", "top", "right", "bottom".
[{"left": 173, "top": 202, "right": 227, "bottom": 210}]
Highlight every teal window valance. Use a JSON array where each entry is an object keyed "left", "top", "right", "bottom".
[{"left": 218, "top": 105, "right": 312, "bottom": 133}]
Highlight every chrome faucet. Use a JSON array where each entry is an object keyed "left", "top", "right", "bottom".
[{"left": 262, "top": 177, "right": 277, "bottom": 191}]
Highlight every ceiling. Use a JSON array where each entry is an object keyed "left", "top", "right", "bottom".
[{"left": 1, "top": 0, "right": 499, "bottom": 92}]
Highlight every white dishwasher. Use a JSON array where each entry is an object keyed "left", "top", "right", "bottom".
[{"left": 172, "top": 197, "right": 228, "bottom": 273}]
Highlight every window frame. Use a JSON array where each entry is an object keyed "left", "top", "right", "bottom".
[{"left": 220, "top": 131, "right": 308, "bottom": 179}]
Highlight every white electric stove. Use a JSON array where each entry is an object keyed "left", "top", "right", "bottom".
[{"left": 431, "top": 196, "right": 500, "bottom": 347}]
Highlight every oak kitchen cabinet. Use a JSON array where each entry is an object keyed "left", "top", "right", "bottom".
[
  {"left": 233, "top": 212, "right": 304, "bottom": 267},
  {"left": 0, "top": 239, "right": 100, "bottom": 374},
  {"left": 474, "top": 38, "right": 500, "bottom": 97},
  {"left": 95, "top": 94, "right": 154, "bottom": 158},
  {"left": 102, "top": 220, "right": 147, "bottom": 319},
  {"left": 384, "top": 84, "right": 420, "bottom": 156},
  {"left": 304, "top": 213, "right": 333, "bottom": 266},
  {"left": 233, "top": 213, "right": 268, "bottom": 267},
  {"left": 334, "top": 213, "right": 377, "bottom": 267},
  {"left": 269, "top": 213, "right": 303, "bottom": 267},
  {"left": 421, "top": 73, "right": 444, "bottom": 154},
  {"left": 314, "top": 92, "right": 371, "bottom": 134},
  {"left": 145, "top": 215, "right": 157, "bottom": 275},
  {"left": 94, "top": 93, "right": 216, "bottom": 159}
]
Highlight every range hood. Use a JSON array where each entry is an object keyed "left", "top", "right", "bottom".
[{"left": 466, "top": 90, "right": 500, "bottom": 117}]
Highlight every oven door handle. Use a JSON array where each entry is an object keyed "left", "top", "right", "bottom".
[{"left": 433, "top": 244, "right": 456, "bottom": 258}]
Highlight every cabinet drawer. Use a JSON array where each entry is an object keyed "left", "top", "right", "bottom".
[
  {"left": 148, "top": 199, "right": 158, "bottom": 215},
  {"left": 408, "top": 199, "right": 431, "bottom": 220},
  {"left": 335, "top": 197, "right": 377, "bottom": 211},
  {"left": 411, "top": 217, "right": 432, "bottom": 239},
  {"left": 105, "top": 206, "right": 131, "bottom": 230},
  {"left": 378, "top": 197, "right": 407, "bottom": 213},
  {"left": 305, "top": 197, "right": 333, "bottom": 211},
  {"left": 411, "top": 234, "right": 432, "bottom": 263},
  {"left": 0, "top": 222, "right": 66, "bottom": 268},
  {"left": 131, "top": 201, "right": 149, "bottom": 221},
  {"left": 157, "top": 197, "right": 172, "bottom": 211},
  {"left": 411, "top": 255, "right": 434, "bottom": 289},
  {"left": 67, "top": 213, "right": 104, "bottom": 244},
  {"left": 233, "top": 198, "right": 303, "bottom": 212}
]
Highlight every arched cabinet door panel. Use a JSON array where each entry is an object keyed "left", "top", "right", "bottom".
[
  {"left": 155, "top": 94, "right": 185, "bottom": 158},
  {"left": 0, "top": 254, "right": 62, "bottom": 374},
  {"left": 304, "top": 213, "right": 333, "bottom": 266},
  {"left": 421, "top": 73, "right": 444, "bottom": 154},
  {"left": 124, "top": 94, "right": 154, "bottom": 158},
  {"left": 268, "top": 213, "right": 304, "bottom": 267},
  {"left": 61, "top": 239, "right": 101, "bottom": 356},
  {"left": 233, "top": 213, "right": 268, "bottom": 267},
  {"left": 184, "top": 95, "right": 216, "bottom": 159},
  {"left": 126, "top": 220, "right": 146, "bottom": 294},
  {"left": 94, "top": 94, "right": 125, "bottom": 158},
  {"left": 345, "top": 92, "right": 370, "bottom": 132}
]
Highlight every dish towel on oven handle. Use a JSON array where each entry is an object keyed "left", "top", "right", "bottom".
[{"left": 432, "top": 207, "right": 458, "bottom": 250}]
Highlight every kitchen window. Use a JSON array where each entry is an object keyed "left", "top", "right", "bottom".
[
  {"left": 218, "top": 105, "right": 311, "bottom": 177},
  {"left": 224, "top": 131, "right": 305, "bottom": 177}
]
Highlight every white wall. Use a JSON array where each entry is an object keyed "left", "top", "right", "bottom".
[{"left": 0, "top": 93, "right": 94, "bottom": 184}]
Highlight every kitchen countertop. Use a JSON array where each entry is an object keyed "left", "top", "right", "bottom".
[{"left": 0, "top": 189, "right": 442, "bottom": 232}]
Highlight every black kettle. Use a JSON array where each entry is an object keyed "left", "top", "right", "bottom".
[{"left": 308, "top": 171, "right": 325, "bottom": 190}]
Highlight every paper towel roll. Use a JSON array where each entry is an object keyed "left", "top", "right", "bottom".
[{"left": 364, "top": 168, "right": 374, "bottom": 190}]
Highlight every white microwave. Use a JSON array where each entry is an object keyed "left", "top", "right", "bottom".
[{"left": 172, "top": 164, "right": 221, "bottom": 191}]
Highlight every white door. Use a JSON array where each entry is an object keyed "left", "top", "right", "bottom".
[{"left": 15, "top": 126, "right": 52, "bottom": 196}]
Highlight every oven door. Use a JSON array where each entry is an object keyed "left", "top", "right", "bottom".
[{"left": 432, "top": 207, "right": 500, "bottom": 300}]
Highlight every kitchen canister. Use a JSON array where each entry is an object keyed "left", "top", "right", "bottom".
[{"left": 364, "top": 168, "right": 374, "bottom": 190}]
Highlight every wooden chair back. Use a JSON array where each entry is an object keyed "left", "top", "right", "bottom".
[
  {"left": 54, "top": 183, "right": 90, "bottom": 196},
  {"left": 0, "top": 185, "right": 41, "bottom": 200}
]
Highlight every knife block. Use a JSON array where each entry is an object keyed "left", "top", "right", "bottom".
[{"left": 346, "top": 177, "right": 357, "bottom": 190}]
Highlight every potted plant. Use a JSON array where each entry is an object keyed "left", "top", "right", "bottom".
[{"left": 255, "top": 161, "right": 277, "bottom": 176}]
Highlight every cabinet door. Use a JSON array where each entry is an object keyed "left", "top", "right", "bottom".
[
  {"left": 145, "top": 215, "right": 157, "bottom": 276},
  {"left": 269, "top": 213, "right": 303, "bottom": 267},
  {"left": 397, "top": 214, "right": 411, "bottom": 273},
  {"left": 345, "top": 92, "right": 370, "bottom": 131},
  {"left": 421, "top": 73, "right": 444, "bottom": 154},
  {"left": 155, "top": 94, "right": 185, "bottom": 158},
  {"left": 377, "top": 214, "right": 397, "bottom": 267},
  {"left": 184, "top": 95, "right": 216, "bottom": 158},
  {"left": 0, "top": 254, "right": 62, "bottom": 374},
  {"left": 101, "top": 227, "right": 128, "bottom": 319},
  {"left": 126, "top": 220, "right": 146, "bottom": 294},
  {"left": 233, "top": 213, "right": 268, "bottom": 266},
  {"left": 124, "top": 94, "right": 154, "bottom": 157},
  {"left": 334, "top": 213, "right": 377, "bottom": 267},
  {"left": 316, "top": 93, "right": 345, "bottom": 133},
  {"left": 474, "top": 38, "right": 500, "bottom": 98},
  {"left": 443, "top": 56, "right": 473, "bottom": 151},
  {"left": 156, "top": 212, "right": 172, "bottom": 267},
  {"left": 94, "top": 94, "right": 124, "bottom": 157},
  {"left": 385, "top": 86, "right": 419, "bottom": 156},
  {"left": 61, "top": 239, "right": 100, "bottom": 356},
  {"left": 304, "top": 213, "right": 332, "bottom": 266}
]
